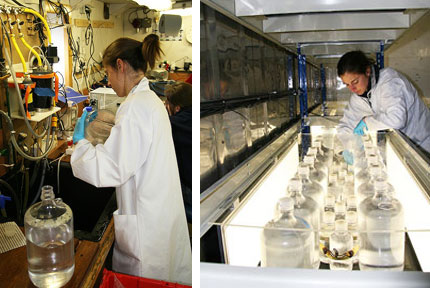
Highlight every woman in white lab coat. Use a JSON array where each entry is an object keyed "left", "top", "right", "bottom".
[
  {"left": 70, "top": 34, "right": 191, "bottom": 284},
  {"left": 337, "top": 50, "right": 430, "bottom": 163}
]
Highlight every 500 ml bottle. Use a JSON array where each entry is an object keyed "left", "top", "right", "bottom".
[{"left": 24, "top": 186, "right": 75, "bottom": 288}]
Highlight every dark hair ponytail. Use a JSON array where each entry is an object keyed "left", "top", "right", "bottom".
[
  {"left": 142, "top": 34, "right": 162, "bottom": 72},
  {"left": 103, "top": 34, "right": 163, "bottom": 74},
  {"left": 337, "top": 50, "right": 374, "bottom": 77}
]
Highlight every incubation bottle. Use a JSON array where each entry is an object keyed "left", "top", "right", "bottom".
[
  {"left": 261, "top": 197, "right": 313, "bottom": 268},
  {"left": 358, "top": 178, "right": 404, "bottom": 271},
  {"left": 329, "top": 220, "right": 353, "bottom": 270},
  {"left": 304, "top": 155, "right": 327, "bottom": 190},
  {"left": 297, "top": 164, "right": 324, "bottom": 211},
  {"left": 285, "top": 178, "right": 320, "bottom": 269},
  {"left": 24, "top": 185, "right": 74, "bottom": 288}
]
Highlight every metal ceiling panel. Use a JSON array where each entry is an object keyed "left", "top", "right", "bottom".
[
  {"left": 294, "top": 43, "right": 382, "bottom": 56},
  {"left": 279, "top": 29, "right": 405, "bottom": 44},
  {"left": 235, "top": 0, "right": 430, "bottom": 16},
  {"left": 263, "top": 12, "right": 410, "bottom": 33}
]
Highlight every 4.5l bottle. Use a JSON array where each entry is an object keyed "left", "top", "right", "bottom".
[{"left": 24, "top": 185, "right": 74, "bottom": 287}]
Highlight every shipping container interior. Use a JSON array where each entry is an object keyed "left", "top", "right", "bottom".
[{"left": 200, "top": 0, "right": 430, "bottom": 283}]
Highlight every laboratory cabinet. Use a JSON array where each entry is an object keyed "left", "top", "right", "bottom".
[{"left": 200, "top": 115, "right": 430, "bottom": 287}]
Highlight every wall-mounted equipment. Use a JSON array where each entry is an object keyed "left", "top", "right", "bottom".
[{"left": 159, "top": 14, "right": 182, "bottom": 36}]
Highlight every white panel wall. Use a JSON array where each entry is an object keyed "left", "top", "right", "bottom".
[{"left": 386, "top": 11, "right": 430, "bottom": 106}]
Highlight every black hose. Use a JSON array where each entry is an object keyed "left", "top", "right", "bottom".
[
  {"left": 29, "top": 159, "right": 41, "bottom": 188},
  {"left": 0, "top": 179, "right": 20, "bottom": 223}
]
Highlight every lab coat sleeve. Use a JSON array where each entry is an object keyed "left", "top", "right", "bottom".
[
  {"left": 364, "top": 78, "right": 407, "bottom": 131},
  {"left": 71, "top": 115, "right": 152, "bottom": 188},
  {"left": 337, "top": 96, "right": 370, "bottom": 148}
]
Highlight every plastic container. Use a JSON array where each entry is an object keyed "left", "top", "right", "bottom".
[
  {"left": 284, "top": 178, "right": 320, "bottom": 269},
  {"left": 99, "top": 269, "right": 191, "bottom": 288},
  {"left": 85, "top": 108, "right": 115, "bottom": 145},
  {"left": 261, "top": 197, "right": 314, "bottom": 268},
  {"left": 329, "top": 220, "right": 353, "bottom": 270},
  {"left": 358, "top": 178, "right": 404, "bottom": 271},
  {"left": 24, "top": 185, "right": 74, "bottom": 288}
]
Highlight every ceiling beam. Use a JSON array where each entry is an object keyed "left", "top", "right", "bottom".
[
  {"left": 279, "top": 29, "right": 404, "bottom": 44},
  {"left": 263, "top": 12, "right": 409, "bottom": 33},
  {"left": 288, "top": 43, "right": 382, "bottom": 55},
  {"left": 235, "top": 0, "right": 430, "bottom": 16}
]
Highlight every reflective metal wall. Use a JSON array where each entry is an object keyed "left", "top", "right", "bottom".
[{"left": 201, "top": 3, "right": 322, "bottom": 192}]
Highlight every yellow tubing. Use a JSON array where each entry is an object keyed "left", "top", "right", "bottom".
[
  {"left": 10, "top": 34, "right": 27, "bottom": 73},
  {"left": 22, "top": 8, "right": 52, "bottom": 45},
  {"left": 19, "top": 34, "right": 42, "bottom": 67}
]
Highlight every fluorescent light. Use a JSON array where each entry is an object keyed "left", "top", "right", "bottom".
[
  {"left": 134, "top": 0, "right": 172, "bottom": 11},
  {"left": 160, "top": 7, "right": 193, "bottom": 16}
]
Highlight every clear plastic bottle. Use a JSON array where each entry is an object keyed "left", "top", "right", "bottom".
[
  {"left": 355, "top": 154, "right": 379, "bottom": 188},
  {"left": 303, "top": 155, "right": 327, "bottom": 189},
  {"left": 261, "top": 197, "right": 313, "bottom": 268},
  {"left": 24, "top": 186, "right": 74, "bottom": 288},
  {"left": 285, "top": 178, "right": 320, "bottom": 269},
  {"left": 358, "top": 178, "right": 404, "bottom": 271},
  {"left": 297, "top": 164, "right": 324, "bottom": 211},
  {"left": 329, "top": 220, "right": 353, "bottom": 270},
  {"left": 319, "top": 211, "right": 335, "bottom": 263},
  {"left": 324, "top": 194, "right": 335, "bottom": 213},
  {"left": 335, "top": 199, "right": 346, "bottom": 221}
]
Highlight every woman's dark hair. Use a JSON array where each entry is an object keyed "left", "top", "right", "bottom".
[
  {"left": 165, "top": 82, "right": 192, "bottom": 108},
  {"left": 102, "top": 34, "right": 163, "bottom": 73},
  {"left": 337, "top": 50, "right": 374, "bottom": 77}
]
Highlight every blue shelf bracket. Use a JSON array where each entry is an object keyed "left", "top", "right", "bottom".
[
  {"left": 320, "top": 64, "right": 327, "bottom": 116},
  {"left": 377, "top": 41, "right": 385, "bottom": 69},
  {"left": 297, "top": 45, "right": 309, "bottom": 134}
]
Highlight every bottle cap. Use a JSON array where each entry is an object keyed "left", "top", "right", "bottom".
[
  {"left": 369, "top": 164, "right": 381, "bottom": 176},
  {"left": 304, "top": 156, "right": 314, "bottom": 165},
  {"left": 323, "top": 211, "right": 335, "bottom": 224},
  {"left": 374, "top": 177, "right": 388, "bottom": 190},
  {"left": 335, "top": 201, "right": 346, "bottom": 214},
  {"left": 278, "top": 197, "right": 295, "bottom": 213},
  {"left": 308, "top": 147, "right": 318, "bottom": 156},
  {"left": 367, "top": 155, "right": 379, "bottom": 165},
  {"left": 313, "top": 141, "right": 322, "bottom": 148},
  {"left": 346, "top": 173, "right": 354, "bottom": 183},
  {"left": 297, "top": 164, "right": 309, "bottom": 176},
  {"left": 288, "top": 178, "right": 302, "bottom": 191},
  {"left": 85, "top": 106, "right": 93, "bottom": 112},
  {"left": 328, "top": 173, "right": 337, "bottom": 183},
  {"left": 346, "top": 195, "right": 357, "bottom": 207},
  {"left": 338, "top": 169, "right": 347, "bottom": 179},
  {"left": 335, "top": 219, "right": 348, "bottom": 231},
  {"left": 346, "top": 211, "right": 357, "bottom": 224},
  {"left": 325, "top": 194, "right": 335, "bottom": 206}
]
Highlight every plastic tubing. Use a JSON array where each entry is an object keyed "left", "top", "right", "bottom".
[
  {"left": 10, "top": 35, "right": 27, "bottom": 73},
  {"left": 22, "top": 8, "right": 52, "bottom": 45},
  {"left": 19, "top": 34, "right": 42, "bottom": 67},
  {"left": 0, "top": 110, "right": 55, "bottom": 161},
  {"left": 3, "top": 31, "right": 49, "bottom": 139}
]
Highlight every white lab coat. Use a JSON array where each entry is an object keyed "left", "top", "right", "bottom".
[
  {"left": 70, "top": 78, "right": 191, "bottom": 284},
  {"left": 338, "top": 67, "right": 430, "bottom": 153}
]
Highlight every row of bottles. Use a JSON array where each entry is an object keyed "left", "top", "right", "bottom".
[{"left": 261, "top": 134, "right": 405, "bottom": 271}]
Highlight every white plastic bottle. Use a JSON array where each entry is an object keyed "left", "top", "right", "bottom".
[{"left": 261, "top": 197, "right": 314, "bottom": 268}]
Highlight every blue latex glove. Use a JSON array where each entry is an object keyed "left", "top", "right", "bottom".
[
  {"left": 342, "top": 150, "right": 354, "bottom": 165},
  {"left": 73, "top": 109, "right": 88, "bottom": 144},
  {"left": 353, "top": 119, "right": 368, "bottom": 136}
]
